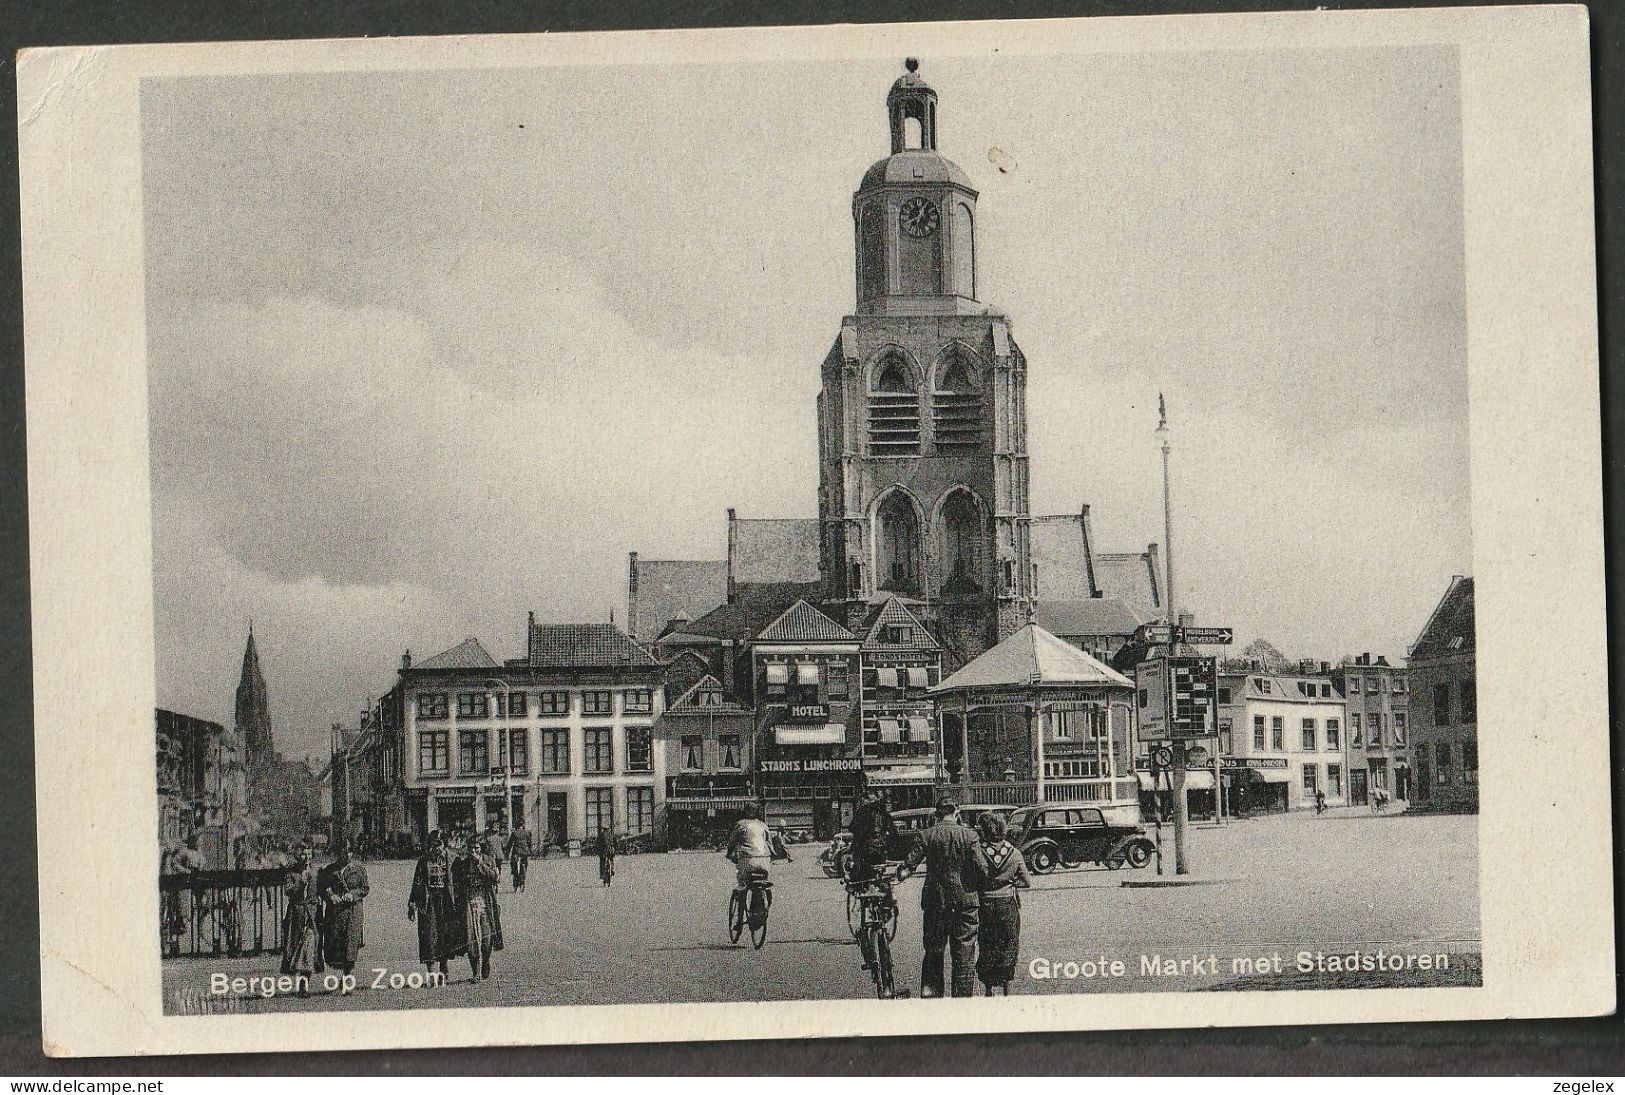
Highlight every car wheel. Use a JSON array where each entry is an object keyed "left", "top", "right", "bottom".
[
  {"left": 1125, "top": 840, "right": 1152, "bottom": 869},
  {"left": 1028, "top": 844, "right": 1057, "bottom": 874}
]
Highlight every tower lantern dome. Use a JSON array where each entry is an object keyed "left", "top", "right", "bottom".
[{"left": 853, "top": 59, "right": 980, "bottom": 315}]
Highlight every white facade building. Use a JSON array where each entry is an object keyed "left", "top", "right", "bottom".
[{"left": 1218, "top": 671, "right": 1348, "bottom": 812}]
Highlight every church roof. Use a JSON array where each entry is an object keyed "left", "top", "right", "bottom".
[
  {"left": 932, "top": 624, "right": 1134, "bottom": 694},
  {"left": 860, "top": 150, "right": 974, "bottom": 192},
  {"left": 1033, "top": 598, "right": 1150, "bottom": 638},
  {"left": 414, "top": 637, "right": 500, "bottom": 671},
  {"left": 730, "top": 517, "right": 821, "bottom": 584},
  {"left": 753, "top": 599, "right": 857, "bottom": 645},
  {"left": 527, "top": 623, "right": 659, "bottom": 669},
  {"left": 1095, "top": 550, "right": 1163, "bottom": 619}
]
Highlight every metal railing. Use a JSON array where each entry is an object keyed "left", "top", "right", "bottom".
[{"left": 160, "top": 869, "right": 288, "bottom": 958}]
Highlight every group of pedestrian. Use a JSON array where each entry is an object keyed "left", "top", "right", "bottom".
[
  {"left": 854, "top": 790, "right": 1032, "bottom": 998},
  {"left": 277, "top": 840, "right": 370, "bottom": 994},
  {"left": 407, "top": 826, "right": 508, "bottom": 983}
]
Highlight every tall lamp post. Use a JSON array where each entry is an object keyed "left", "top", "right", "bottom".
[
  {"left": 1158, "top": 393, "right": 1192, "bottom": 875},
  {"left": 483, "top": 678, "right": 514, "bottom": 836}
]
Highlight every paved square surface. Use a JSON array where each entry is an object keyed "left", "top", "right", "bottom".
[{"left": 165, "top": 808, "right": 1479, "bottom": 1013}]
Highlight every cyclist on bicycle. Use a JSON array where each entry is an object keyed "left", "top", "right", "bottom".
[
  {"left": 847, "top": 783, "right": 896, "bottom": 887},
  {"left": 726, "top": 802, "right": 775, "bottom": 897}
]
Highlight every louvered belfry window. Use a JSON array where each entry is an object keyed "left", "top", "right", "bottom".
[
  {"left": 868, "top": 354, "right": 920, "bottom": 456},
  {"left": 933, "top": 350, "right": 982, "bottom": 453}
]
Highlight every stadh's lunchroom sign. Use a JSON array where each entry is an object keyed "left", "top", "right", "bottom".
[{"left": 759, "top": 758, "right": 862, "bottom": 773}]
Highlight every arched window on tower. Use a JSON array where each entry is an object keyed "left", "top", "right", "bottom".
[
  {"left": 937, "top": 489, "right": 986, "bottom": 598},
  {"left": 933, "top": 346, "right": 984, "bottom": 453},
  {"left": 876, "top": 493, "right": 922, "bottom": 596},
  {"left": 869, "top": 354, "right": 921, "bottom": 456},
  {"left": 950, "top": 202, "right": 975, "bottom": 299}
]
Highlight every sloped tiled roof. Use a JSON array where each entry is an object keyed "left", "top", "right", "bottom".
[
  {"left": 753, "top": 599, "right": 856, "bottom": 644},
  {"left": 860, "top": 597, "right": 940, "bottom": 651},
  {"left": 1095, "top": 550, "right": 1162, "bottom": 618},
  {"left": 676, "top": 582, "right": 821, "bottom": 643},
  {"left": 730, "top": 517, "right": 821, "bottom": 584},
  {"left": 627, "top": 558, "right": 728, "bottom": 642},
  {"left": 1029, "top": 515, "right": 1095, "bottom": 600},
  {"left": 414, "top": 637, "right": 500, "bottom": 671},
  {"left": 527, "top": 623, "right": 659, "bottom": 668},
  {"left": 932, "top": 624, "right": 1134, "bottom": 693},
  {"left": 1410, "top": 576, "right": 1475, "bottom": 660},
  {"left": 663, "top": 674, "right": 753, "bottom": 715},
  {"left": 1034, "top": 597, "right": 1149, "bottom": 638}
]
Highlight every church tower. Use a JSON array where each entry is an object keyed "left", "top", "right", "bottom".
[
  {"left": 817, "top": 59, "right": 1034, "bottom": 666},
  {"left": 234, "top": 626, "right": 276, "bottom": 771}
]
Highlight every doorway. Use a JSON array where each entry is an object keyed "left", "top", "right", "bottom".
[
  {"left": 545, "top": 792, "right": 569, "bottom": 850},
  {"left": 1349, "top": 768, "right": 1369, "bottom": 807}
]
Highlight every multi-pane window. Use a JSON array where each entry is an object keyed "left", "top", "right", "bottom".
[
  {"left": 681, "top": 735, "right": 704, "bottom": 771},
  {"left": 537, "top": 691, "right": 569, "bottom": 716},
  {"left": 1348, "top": 677, "right": 1361, "bottom": 694},
  {"left": 499, "top": 691, "right": 527, "bottom": 718},
  {"left": 1326, "top": 718, "right": 1341, "bottom": 750},
  {"left": 416, "top": 693, "right": 448, "bottom": 720},
  {"left": 1393, "top": 712, "right": 1407, "bottom": 744},
  {"left": 536, "top": 729, "right": 569, "bottom": 775},
  {"left": 418, "top": 730, "right": 449, "bottom": 774},
  {"left": 624, "top": 726, "right": 652, "bottom": 773},
  {"left": 583, "top": 690, "right": 613, "bottom": 716},
  {"left": 1351, "top": 713, "right": 1363, "bottom": 747},
  {"left": 1327, "top": 763, "right": 1343, "bottom": 797},
  {"left": 1435, "top": 741, "right": 1453, "bottom": 783},
  {"left": 627, "top": 787, "right": 655, "bottom": 836},
  {"left": 458, "top": 729, "right": 489, "bottom": 774},
  {"left": 1462, "top": 740, "right": 1478, "bottom": 783},
  {"left": 1259, "top": 679, "right": 1271, "bottom": 695},
  {"left": 1460, "top": 679, "right": 1476, "bottom": 723},
  {"left": 457, "top": 692, "right": 490, "bottom": 719},
  {"left": 1300, "top": 718, "right": 1316, "bottom": 751},
  {"left": 1368, "top": 713, "right": 1384, "bottom": 749},
  {"left": 719, "top": 734, "right": 742, "bottom": 770},
  {"left": 1253, "top": 716, "right": 1265, "bottom": 751},
  {"left": 1218, "top": 688, "right": 1231, "bottom": 705},
  {"left": 826, "top": 661, "right": 850, "bottom": 701},
  {"left": 584, "top": 788, "right": 614, "bottom": 840},
  {"left": 507, "top": 729, "right": 529, "bottom": 777},
  {"left": 1434, "top": 683, "right": 1451, "bottom": 726},
  {"left": 1302, "top": 765, "right": 1318, "bottom": 793},
  {"left": 1270, "top": 717, "right": 1284, "bottom": 751},
  {"left": 1367, "top": 676, "right": 1379, "bottom": 693},
  {"left": 623, "top": 689, "right": 653, "bottom": 715},
  {"left": 584, "top": 728, "right": 613, "bottom": 774}
]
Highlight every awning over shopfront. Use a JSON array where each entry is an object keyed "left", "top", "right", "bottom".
[
  {"left": 907, "top": 667, "right": 930, "bottom": 689},
  {"left": 796, "top": 662, "right": 821, "bottom": 685},
  {"left": 666, "top": 797, "right": 756, "bottom": 812},
  {"left": 877, "top": 667, "right": 899, "bottom": 689},
  {"left": 878, "top": 719, "right": 902, "bottom": 743},
  {"left": 907, "top": 716, "right": 932, "bottom": 740},
  {"left": 765, "top": 663, "right": 789, "bottom": 685},
  {"left": 867, "top": 765, "right": 937, "bottom": 785},
  {"left": 775, "top": 722, "right": 845, "bottom": 745}
]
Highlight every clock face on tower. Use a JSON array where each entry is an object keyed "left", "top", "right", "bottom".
[{"left": 898, "top": 197, "right": 940, "bottom": 238}]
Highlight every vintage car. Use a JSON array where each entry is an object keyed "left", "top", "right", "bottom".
[
  {"left": 1005, "top": 803, "right": 1156, "bottom": 873},
  {"left": 820, "top": 804, "right": 1016, "bottom": 877}
]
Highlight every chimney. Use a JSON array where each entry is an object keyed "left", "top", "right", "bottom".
[
  {"left": 1320, "top": 661, "right": 1331, "bottom": 674},
  {"left": 1375, "top": 655, "right": 1390, "bottom": 667},
  {"left": 627, "top": 553, "right": 640, "bottom": 638},
  {"left": 727, "top": 509, "right": 739, "bottom": 604},
  {"left": 401, "top": 649, "right": 412, "bottom": 670}
]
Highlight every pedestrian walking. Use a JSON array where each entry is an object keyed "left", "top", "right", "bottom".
[
  {"left": 505, "top": 825, "right": 534, "bottom": 892},
  {"left": 896, "top": 799, "right": 984, "bottom": 999},
  {"left": 279, "top": 843, "right": 323, "bottom": 994},
  {"left": 318, "top": 839, "right": 368, "bottom": 989},
  {"left": 481, "top": 821, "right": 507, "bottom": 875},
  {"left": 453, "top": 839, "right": 503, "bottom": 982},
  {"left": 597, "top": 829, "right": 620, "bottom": 886},
  {"left": 974, "top": 813, "right": 1031, "bottom": 996},
  {"left": 1315, "top": 789, "right": 1327, "bottom": 815},
  {"left": 408, "top": 829, "right": 463, "bottom": 981}
]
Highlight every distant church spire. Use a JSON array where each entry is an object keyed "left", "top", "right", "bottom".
[{"left": 235, "top": 626, "right": 275, "bottom": 770}]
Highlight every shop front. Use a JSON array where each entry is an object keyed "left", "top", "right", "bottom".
[
  {"left": 759, "top": 753, "right": 864, "bottom": 838},
  {"left": 1220, "top": 757, "right": 1290, "bottom": 816}
]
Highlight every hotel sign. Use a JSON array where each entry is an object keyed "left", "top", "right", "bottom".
[
  {"left": 759, "top": 758, "right": 862, "bottom": 773},
  {"left": 787, "top": 703, "right": 830, "bottom": 722}
]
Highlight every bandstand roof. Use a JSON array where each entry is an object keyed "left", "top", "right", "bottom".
[{"left": 930, "top": 624, "right": 1134, "bottom": 694}]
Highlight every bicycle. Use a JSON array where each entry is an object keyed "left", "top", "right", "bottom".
[
  {"left": 844, "top": 874, "right": 900, "bottom": 998},
  {"left": 728, "top": 877, "right": 772, "bottom": 949}
]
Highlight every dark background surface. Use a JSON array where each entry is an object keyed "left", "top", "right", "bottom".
[{"left": 1, "top": 0, "right": 1619, "bottom": 1075}]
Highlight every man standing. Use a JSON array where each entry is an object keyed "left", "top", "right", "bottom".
[
  {"left": 481, "top": 821, "right": 507, "bottom": 877},
  {"left": 318, "top": 838, "right": 369, "bottom": 990},
  {"left": 505, "top": 825, "right": 534, "bottom": 892},
  {"left": 896, "top": 799, "right": 983, "bottom": 998}
]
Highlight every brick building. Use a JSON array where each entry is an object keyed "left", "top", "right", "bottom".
[
  {"left": 1331, "top": 653, "right": 1412, "bottom": 804},
  {"left": 1408, "top": 576, "right": 1477, "bottom": 812}
]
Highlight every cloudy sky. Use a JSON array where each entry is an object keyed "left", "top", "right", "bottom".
[{"left": 142, "top": 44, "right": 1469, "bottom": 762}]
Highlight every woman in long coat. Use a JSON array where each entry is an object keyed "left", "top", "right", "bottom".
[
  {"left": 975, "top": 813, "right": 1032, "bottom": 995},
  {"left": 407, "top": 829, "right": 464, "bottom": 978},
  {"left": 452, "top": 840, "right": 503, "bottom": 982},
  {"left": 279, "top": 844, "right": 324, "bottom": 994},
  {"left": 318, "top": 840, "right": 369, "bottom": 985}
]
